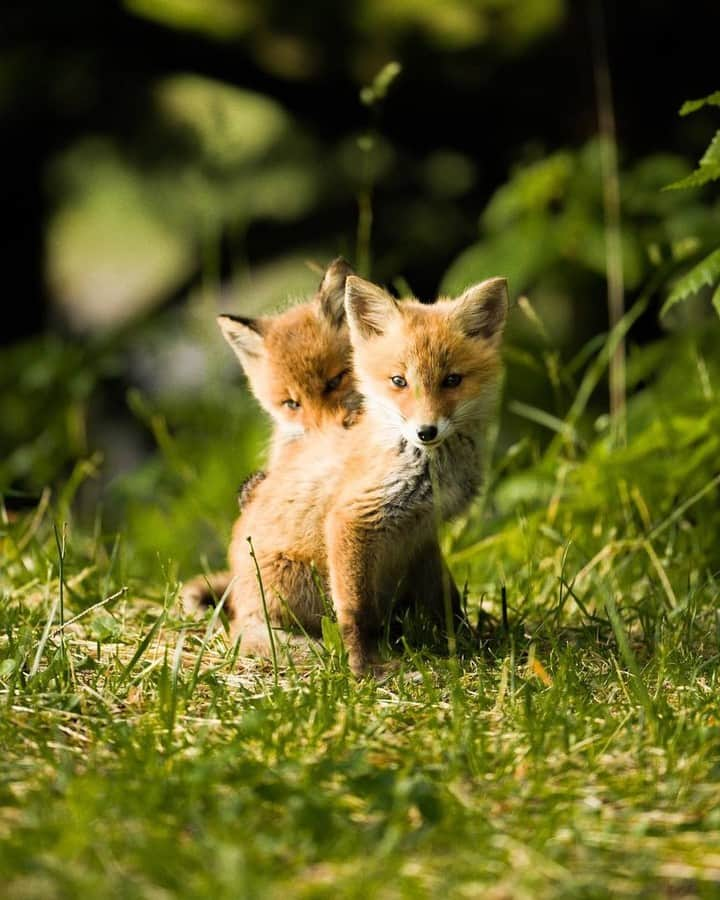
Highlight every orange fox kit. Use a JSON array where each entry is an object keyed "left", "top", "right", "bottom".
[
  {"left": 181, "top": 258, "right": 359, "bottom": 615},
  {"left": 217, "top": 257, "right": 359, "bottom": 468},
  {"left": 224, "top": 274, "right": 508, "bottom": 674}
]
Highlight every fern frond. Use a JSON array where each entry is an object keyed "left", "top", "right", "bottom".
[
  {"left": 661, "top": 247, "right": 720, "bottom": 316},
  {"left": 665, "top": 130, "right": 720, "bottom": 190},
  {"left": 679, "top": 91, "right": 720, "bottom": 116},
  {"left": 712, "top": 283, "right": 720, "bottom": 320}
]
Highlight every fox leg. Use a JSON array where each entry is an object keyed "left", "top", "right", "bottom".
[
  {"left": 232, "top": 616, "right": 318, "bottom": 664},
  {"left": 326, "top": 514, "right": 380, "bottom": 676},
  {"left": 392, "top": 541, "right": 474, "bottom": 650},
  {"left": 227, "top": 552, "right": 324, "bottom": 663},
  {"left": 405, "top": 541, "right": 462, "bottom": 625}
]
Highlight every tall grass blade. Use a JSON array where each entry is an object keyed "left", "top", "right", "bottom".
[{"left": 247, "top": 536, "right": 278, "bottom": 685}]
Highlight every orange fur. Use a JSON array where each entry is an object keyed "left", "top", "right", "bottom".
[
  {"left": 217, "top": 257, "right": 360, "bottom": 466},
  {"left": 224, "top": 275, "right": 508, "bottom": 674}
]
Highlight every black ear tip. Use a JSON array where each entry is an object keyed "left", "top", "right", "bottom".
[
  {"left": 472, "top": 276, "right": 508, "bottom": 293},
  {"left": 461, "top": 277, "right": 509, "bottom": 304},
  {"left": 217, "top": 314, "right": 264, "bottom": 336},
  {"left": 489, "top": 276, "right": 509, "bottom": 296},
  {"left": 496, "top": 277, "right": 509, "bottom": 293},
  {"left": 319, "top": 257, "right": 354, "bottom": 289},
  {"left": 319, "top": 259, "right": 355, "bottom": 326}
]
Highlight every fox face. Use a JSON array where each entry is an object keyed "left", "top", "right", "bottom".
[
  {"left": 218, "top": 259, "right": 359, "bottom": 437},
  {"left": 345, "top": 275, "right": 508, "bottom": 450}
]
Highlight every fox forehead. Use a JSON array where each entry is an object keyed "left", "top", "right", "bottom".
[
  {"left": 356, "top": 298, "right": 501, "bottom": 385},
  {"left": 262, "top": 307, "right": 350, "bottom": 396}
]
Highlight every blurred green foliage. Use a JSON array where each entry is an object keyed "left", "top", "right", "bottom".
[
  {"left": 0, "top": 336, "right": 109, "bottom": 493},
  {"left": 125, "top": 0, "right": 564, "bottom": 51},
  {"left": 47, "top": 140, "right": 195, "bottom": 330},
  {"left": 126, "top": 0, "right": 256, "bottom": 41},
  {"left": 661, "top": 91, "right": 720, "bottom": 317},
  {"left": 47, "top": 78, "right": 321, "bottom": 329},
  {"left": 33, "top": 0, "right": 578, "bottom": 336},
  {"left": 442, "top": 140, "right": 720, "bottom": 319}
]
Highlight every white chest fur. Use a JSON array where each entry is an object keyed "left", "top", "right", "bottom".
[{"left": 379, "top": 428, "right": 483, "bottom": 528}]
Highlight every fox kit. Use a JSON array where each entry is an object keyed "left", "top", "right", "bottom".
[
  {"left": 224, "top": 274, "right": 508, "bottom": 674},
  {"left": 217, "top": 257, "right": 359, "bottom": 468},
  {"left": 181, "top": 258, "right": 359, "bottom": 614}
]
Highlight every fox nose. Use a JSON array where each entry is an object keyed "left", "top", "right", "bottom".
[{"left": 416, "top": 424, "right": 438, "bottom": 443}]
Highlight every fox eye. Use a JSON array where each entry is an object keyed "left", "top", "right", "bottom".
[
  {"left": 324, "top": 370, "right": 346, "bottom": 393},
  {"left": 391, "top": 375, "right": 407, "bottom": 388},
  {"left": 442, "top": 373, "right": 463, "bottom": 388},
  {"left": 282, "top": 399, "right": 301, "bottom": 410}
]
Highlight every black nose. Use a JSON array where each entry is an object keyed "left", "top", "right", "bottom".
[{"left": 417, "top": 425, "right": 438, "bottom": 443}]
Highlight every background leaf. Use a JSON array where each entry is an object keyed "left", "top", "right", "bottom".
[
  {"left": 661, "top": 247, "right": 720, "bottom": 316},
  {"left": 679, "top": 90, "right": 720, "bottom": 115}
]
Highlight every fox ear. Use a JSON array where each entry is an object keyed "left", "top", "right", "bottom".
[
  {"left": 217, "top": 314, "right": 266, "bottom": 367},
  {"left": 318, "top": 257, "right": 354, "bottom": 328},
  {"left": 454, "top": 277, "right": 508, "bottom": 342},
  {"left": 345, "top": 276, "right": 399, "bottom": 339}
]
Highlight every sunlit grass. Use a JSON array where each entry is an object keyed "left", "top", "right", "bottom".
[{"left": 1, "top": 322, "right": 719, "bottom": 898}]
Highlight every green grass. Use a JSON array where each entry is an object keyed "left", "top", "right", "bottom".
[{"left": 1, "top": 324, "right": 720, "bottom": 898}]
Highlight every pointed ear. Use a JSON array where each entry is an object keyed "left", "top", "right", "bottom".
[
  {"left": 217, "top": 314, "right": 266, "bottom": 367},
  {"left": 345, "top": 276, "right": 399, "bottom": 339},
  {"left": 453, "top": 277, "right": 508, "bottom": 341},
  {"left": 318, "top": 257, "right": 354, "bottom": 328}
]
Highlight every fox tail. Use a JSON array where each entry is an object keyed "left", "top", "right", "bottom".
[{"left": 180, "top": 570, "right": 232, "bottom": 617}]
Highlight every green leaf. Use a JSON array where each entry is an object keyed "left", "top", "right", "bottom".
[
  {"left": 661, "top": 247, "right": 720, "bottom": 316},
  {"left": 712, "top": 283, "right": 720, "bottom": 319},
  {"left": 360, "top": 61, "right": 402, "bottom": 107},
  {"left": 556, "top": 218, "right": 646, "bottom": 289},
  {"left": 665, "top": 130, "right": 720, "bottom": 190},
  {"left": 125, "top": 0, "right": 252, "bottom": 40},
  {"left": 118, "top": 614, "right": 165, "bottom": 685},
  {"left": 508, "top": 401, "right": 578, "bottom": 442},
  {"left": 482, "top": 152, "right": 574, "bottom": 230},
  {"left": 0, "top": 658, "right": 16, "bottom": 678},
  {"left": 320, "top": 616, "right": 344, "bottom": 658},
  {"left": 440, "top": 218, "right": 557, "bottom": 296},
  {"left": 679, "top": 91, "right": 720, "bottom": 115},
  {"left": 700, "top": 131, "right": 720, "bottom": 168},
  {"left": 90, "top": 612, "right": 123, "bottom": 643}
]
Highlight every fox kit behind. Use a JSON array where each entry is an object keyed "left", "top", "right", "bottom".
[
  {"left": 181, "top": 258, "right": 359, "bottom": 616},
  {"left": 217, "top": 257, "right": 359, "bottom": 468},
  {"left": 225, "top": 274, "right": 508, "bottom": 674}
]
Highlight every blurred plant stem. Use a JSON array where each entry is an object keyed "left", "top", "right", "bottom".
[
  {"left": 591, "top": 0, "right": 626, "bottom": 446},
  {"left": 201, "top": 225, "right": 221, "bottom": 310},
  {"left": 356, "top": 144, "right": 374, "bottom": 278},
  {"left": 355, "top": 62, "right": 402, "bottom": 277}
]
